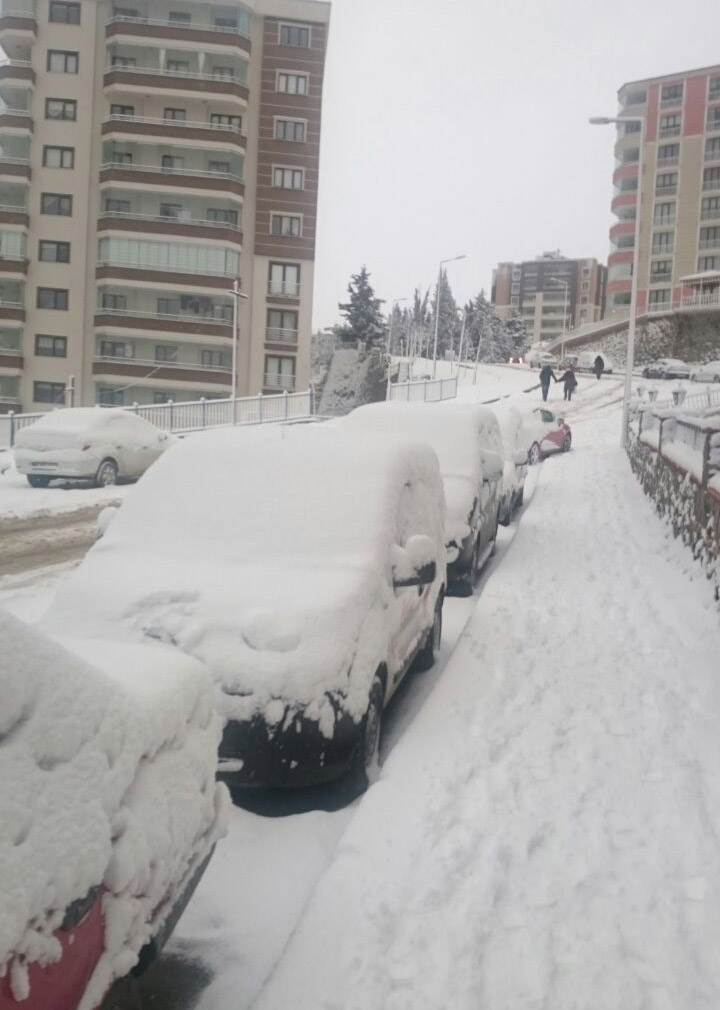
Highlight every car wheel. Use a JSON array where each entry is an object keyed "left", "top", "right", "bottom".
[
  {"left": 412, "top": 596, "right": 443, "bottom": 673},
  {"left": 349, "top": 675, "right": 384, "bottom": 791},
  {"left": 498, "top": 494, "right": 512, "bottom": 527},
  {"left": 27, "top": 475, "right": 51, "bottom": 488},
  {"left": 562, "top": 433, "right": 572, "bottom": 453},
  {"left": 528, "top": 442, "right": 542, "bottom": 466},
  {"left": 95, "top": 458, "right": 118, "bottom": 487}
]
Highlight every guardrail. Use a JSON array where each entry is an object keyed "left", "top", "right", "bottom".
[{"left": 387, "top": 375, "right": 458, "bottom": 403}]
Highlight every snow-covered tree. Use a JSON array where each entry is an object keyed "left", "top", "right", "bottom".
[
  {"left": 505, "top": 312, "right": 529, "bottom": 357},
  {"left": 431, "top": 269, "right": 460, "bottom": 357},
  {"left": 338, "top": 266, "right": 386, "bottom": 348}
]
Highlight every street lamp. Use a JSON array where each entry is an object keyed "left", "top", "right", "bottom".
[
  {"left": 432, "top": 254, "right": 466, "bottom": 378},
  {"left": 590, "top": 113, "right": 645, "bottom": 447},
  {"left": 229, "top": 278, "right": 249, "bottom": 400}
]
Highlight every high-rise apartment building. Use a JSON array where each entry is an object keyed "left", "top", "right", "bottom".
[
  {"left": 492, "top": 252, "right": 606, "bottom": 345},
  {"left": 0, "top": 0, "right": 329, "bottom": 413},
  {"left": 607, "top": 64, "right": 720, "bottom": 316}
]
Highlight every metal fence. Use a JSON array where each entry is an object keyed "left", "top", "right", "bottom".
[
  {"left": 388, "top": 375, "right": 459, "bottom": 403},
  {"left": 0, "top": 389, "right": 314, "bottom": 448}
]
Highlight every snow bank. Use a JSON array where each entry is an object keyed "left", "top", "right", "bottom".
[
  {"left": 0, "top": 611, "right": 227, "bottom": 1005},
  {"left": 42, "top": 424, "right": 446, "bottom": 735}
]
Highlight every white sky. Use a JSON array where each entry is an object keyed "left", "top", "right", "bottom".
[{"left": 312, "top": 0, "right": 720, "bottom": 328}]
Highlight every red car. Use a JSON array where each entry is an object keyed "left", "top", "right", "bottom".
[
  {"left": 0, "top": 611, "right": 226, "bottom": 1010},
  {"left": 525, "top": 407, "right": 572, "bottom": 464}
]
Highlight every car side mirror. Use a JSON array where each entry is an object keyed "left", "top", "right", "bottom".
[
  {"left": 393, "top": 560, "right": 437, "bottom": 589},
  {"left": 392, "top": 534, "right": 437, "bottom": 589}
]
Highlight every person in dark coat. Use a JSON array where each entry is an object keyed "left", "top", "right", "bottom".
[
  {"left": 557, "top": 365, "right": 578, "bottom": 401},
  {"left": 538, "top": 363, "right": 557, "bottom": 402},
  {"left": 594, "top": 354, "right": 605, "bottom": 381}
]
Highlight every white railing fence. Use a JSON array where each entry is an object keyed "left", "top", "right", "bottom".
[{"left": 388, "top": 375, "right": 458, "bottom": 403}]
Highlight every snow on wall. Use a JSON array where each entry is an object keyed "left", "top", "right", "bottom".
[
  {"left": 318, "top": 347, "right": 387, "bottom": 417},
  {"left": 590, "top": 314, "right": 720, "bottom": 368}
]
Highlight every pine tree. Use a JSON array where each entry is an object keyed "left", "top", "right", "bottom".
[
  {"left": 505, "top": 311, "right": 529, "bottom": 357},
  {"left": 431, "top": 269, "right": 460, "bottom": 358},
  {"left": 338, "top": 266, "right": 386, "bottom": 348}
]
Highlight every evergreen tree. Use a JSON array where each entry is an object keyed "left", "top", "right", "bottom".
[
  {"left": 505, "top": 311, "right": 529, "bottom": 357},
  {"left": 431, "top": 269, "right": 460, "bottom": 358},
  {"left": 338, "top": 266, "right": 386, "bottom": 348},
  {"left": 410, "top": 287, "right": 432, "bottom": 360}
]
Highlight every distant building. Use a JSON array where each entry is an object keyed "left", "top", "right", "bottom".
[{"left": 492, "top": 252, "right": 606, "bottom": 345}]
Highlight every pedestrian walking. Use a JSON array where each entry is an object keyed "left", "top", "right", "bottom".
[
  {"left": 539, "top": 363, "right": 557, "bottom": 402},
  {"left": 594, "top": 354, "right": 605, "bottom": 381},
  {"left": 557, "top": 365, "right": 578, "bottom": 402}
]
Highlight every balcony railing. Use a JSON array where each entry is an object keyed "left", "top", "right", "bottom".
[
  {"left": 653, "top": 216, "right": 676, "bottom": 227},
  {"left": 657, "top": 155, "right": 679, "bottom": 167},
  {"left": 264, "top": 372, "right": 296, "bottom": 391},
  {"left": 703, "top": 177, "right": 720, "bottom": 191},
  {"left": 100, "top": 162, "right": 244, "bottom": 184},
  {"left": 267, "top": 282, "right": 300, "bottom": 298},
  {"left": 649, "top": 274, "right": 672, "bottom": 284},
  {"left": 96, "top": 305, "right": 232, "bottom": 325},
  {"left": 651, "top": 245, "right": 674, "bottom": 255},
  {"left": 706, "top": 148, "right": 720, "bottom": 163},
  {"left": 94, "top": 354, "right": 231, "bottom": 373},
  {"left": 104, "top": 65, "right": 248, "bottom": 87},
  {"left": 655, "top": 184, "right": 677, "bottom": 195},
  {"left": 707, "top": 118, "right": 720, "bottom": 133},
  {"left": 699, "top": 238, "right": 720, "bottom": 250},
  {"left": 97, "top": 259, "right": 237, "bottom": 279},
  {"left": 681, "top": 291, "right": 720, "bottom": 309},
  {"left": 0, "top": 203, "right": 27, "bottom": 214},
  {"left": 103, "top": 113, "right": 244, "bottom": 136},
  {"left": 106, "top": 14, "right": 250, "bottom": 39},
  {"left": 265, "top": 327, "right": 299, "bottom": 344},
  {"left": 99, "top": 210, "right": 241, "bottom": 233},
  {"left": 701, "top": 207, "right": 720, "bottom": 221},
  {"left": 660, "top": 96, "right": 683, "bottom": 109},
  {"left": 659, "top": 125, "right": 681, "bottom": 137}
]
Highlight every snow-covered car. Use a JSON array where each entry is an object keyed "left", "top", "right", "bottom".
[
  {"left": 690, "top": 360, "right": 720, "bottom": 383},
  {"left": 641, "top": 359, "right": 690, "bottom": 380},
  {"left": 524, "top": 407, "right": 572, "bottom": 463},
  {"left": 14, "top": 408, "right": 173, "bottom": 488},
  {"left": 0, "top": 610, "right": 226, "bottom": 1010},
  {"left": 573, "top": 350, "right": 615, "bottom": 374},
  {"left": 344, "top": 402, "right": 504, "bottom": 596},
  {"left": 41, "top": 424, "right": 447, "bottom": 791},
  {"left": 491, "top": 404, "right": 530, "bottom": 524},
  {"left": 528, "top": 350, "right": 558, "bottom": 369}
]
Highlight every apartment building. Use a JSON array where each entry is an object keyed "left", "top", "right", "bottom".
[
  {"left": 492, "top": 252, "right": 606, "bottom": 345},
  {"left": 607, "top": 64, "right": 720, "bottom": 316},
  {"left": 0, "top": 0, "right": 329, "bottom": 413}
]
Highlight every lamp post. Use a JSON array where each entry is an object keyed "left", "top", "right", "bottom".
[
  {"left": 386, "top": 296, "right": 408, "bottom": 396},
  {"left": 432, "top": 254, "right": 466, "bottom": 378},
  {"left": 590, "top": 114, "right": 645, "bottom": 447},
  {"left": 229, "top": 278, "right": 249, "bottom": 400}
]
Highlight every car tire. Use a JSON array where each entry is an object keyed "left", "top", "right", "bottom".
[
  {"left": 412, "top": 596, "right": 443, "bottom": 673},
  {"left": 498, "top": 494, "right": 512, "bottom": 527},
  {"left": 95, "top": 458, "right": 118, "bottom": 487},
  {"left": 562, "top": 433, "right": 572, "bottom": 452},
  {"left": 27, "top": 475, "right": 51, "bottom": 488},
  {"left": 529, "top": 442, "right": 542, "bottom": 466},
  {"left": 349, "top": 675, "right": 384, "bottom": 791}
]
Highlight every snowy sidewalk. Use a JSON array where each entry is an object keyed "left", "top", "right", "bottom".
[{"left": 252, "top": 407, "right": 720, "bottom": 1010}]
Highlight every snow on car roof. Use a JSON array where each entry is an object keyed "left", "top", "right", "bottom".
[
  {"left": 0, "top": 610, "right": 226, "bottom": 1005},
  {"left": 23, "top": 408, "right": 123, "bottom": 429}
]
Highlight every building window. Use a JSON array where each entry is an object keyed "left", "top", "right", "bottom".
[
  {"left": 101, "top": 292, "right": 127, "bottom": 310},
  {"left": 700, "top": 226, "right": 720, "bottom": 249},
  {"left": 650, "top": 259, "right": 672, "bottom": 282},
  {"left": 651, "top": 231, "right": 674, "bottom": 253},
  {"left": 210, "top": 113, "right": 242, "bottom": 130},
  {"left": 39, "top": 240, "right": 71, "bottom": 263},
  {"left": 277, "top": 72, "right": 309, "bottom": 95},
  {"left": 43, "top": 145, "right": 74, "bottom": 169},
  {"left": 208, "top": 160, "right": 230, "bottom": 175},
  {"left": 35, "top": 334, "right": 67, "bottom": 357},
  {"left": 206, "top": 207, "right": 238, "bottom": 225},
  {"left": 168, "top": 10, "right": 191, "bottom": 21},
  {"left": 660, "top": 83, "right": 683, "bottom": 106},
  {"left": 105, "top": 198, "right": 131, "bottom": 213},
  {"left": 510, "top": 296, "right": 519, "bottom": 307},
  {"left": 510, "top": 282, "right": 520, "bottom": 294},
  {"left": 648, "top": 289, "right": 671, "bottom": 307},
  {"left": 701, "top": 196, "right": 720, "bottom": 220},
  {"left": 37, "top": 287, "right": 68, "bottom": 310},
  {"left": 157, "top": 297, "right": 179, "bottom": 315},
  {"left": 269, "top": 262, "right": 300, "bottom": 297},
  {"left": 703, "top": 167, "right": 720, "bottom": 190},
  {"left": 166, "top": 60, "right": 190, "bottom": 73},
  {"left": 45, "top": 98, "right": 77, "bottom": 121},
  {"left": 111, "top": 55, "right": 137, "bottom": 67},
  {"left": 264, "top": 354, "right": 295, "bottom": 388},
  {"left": 706, "top": 137, "right": 720, "bottom": 161},
  {"left": 201, "top": 349, "right": 224, "bottom": 367},
  {"left": 100, "top": 340, "right": 133, "bottom": 358},
  {"left": 271, "top": 214, "right": 302, "bottom": 237},
  {"left": 655, "top": 172, "right": 677, "bottom": 193},
  {"left": 621, "top": 147, "right": 639, "bottom": 165},
  {"left": 155, "top": 344, "right": 178, "bottom": 362},
  {"left": 99, "top": 387, "right": 124, "bottom": 406},
  {"left": 40, "top": 193, "right": 72, "bottom": 215},
  {"left": 267, "top": 308, "right": 298, "bottom": 340},
  {"left": 112, "top": 151, "right": 133, "bottom": 165},
  {"left": 162, "top": 154, "right": 185, "bottom": 170},
  {"left": 659, "top": 114, "right": 681, "bottom": 137},
  {"left": 49, "top": 1, "right": 80, "bottom": 22},
  {"left": 272, "top": 167, "right": 304, "bottom": 189},
  {"left": 710, "top": 76, "right": 720, "bottom": 101},
  {"left": 212, "top": 66, "right": 234, "bottom": 80},
  {"left": 159, "top": 202, "right": 183, "bottom": 219},
  {"left": 654, "top": 201, "right": 676, "bottom": 223},
  {"left": 110, "top": 103, "right": 135, "bottom": 117},
  {"left": 274, "top": 119, "right": 306, "bottom": 142},
  {"left": 164, "top": 107, "right": 186, "bottom": 121},
  {"left": 581, "top": 280, "right": 589, "bottom": 291},
  {"left": 33, "top": 381, "right": 66, "bottom": 404},
  {"left": 623, "top": 120, "right": 642, "bottom": 134},
  {"left": 618, "top": 176, "right": 638, "bottom": 193},
  {"left": 624, "top": 88, "right": 646, "bottom": 107},
  {"left": 698, "top": 256, "right": 718, "bottom": 271},
  {"left": 47, "top": 50, "right": 79, "bottom": 73},
  {"left": 657, "top": 142, "right": 680, "bottom": 165},
  {"left": 279, "top": 23, "right": 310, "bottom": 47},
  {"left": 153, "top": 391, "right": 173, "bottom": 404}
]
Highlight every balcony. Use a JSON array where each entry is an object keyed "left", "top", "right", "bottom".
[
  {"left": 699, "top": 237, "right": 720, "bottom": 251},
  {"left": 94, "top": 305, "right": 233, "bottom": 337},
  {"left": 99, "top": 162, "right": 244, "bottom": 197},
  {"left": 101, "top": 114, "right": 246, "bottom": 149},
  {"left": 264, "top": 372, "right": 296, "bottom": 392},
  {"left": 267, "top": 282, "right": 300, "bottom": 301},
  {"left": 0, "top": 60, "right": 34, "bottom": 85},
  {"left": 655, "top": 183, "right": 677, "bottom": 196},
  {"left": 0, "top": 156, "right": 30, "bottom": 180},
  {"left": 0, "top": 254, "right": 26, "bottom": 274},
  {"left": 96, "top": 259, "right": 234, "bottom": 289},
  {"left": 93, "top": 355, "right": 232, "bottom": 385},
  {"left": 707, "top": 117, "right": 720, "bottom": 134},
  {"left": 658, "top": 125, "right": 681, "bottom": 138},
  {"left": 98, "top": 210, "right": 243, "bottom": 245},
  {"left": 653, "top": 215, "right": 676, "bottom": 227},
  {"left": 0, "top": 106, "right": 32, "bottom": 133},
  {"left": 103, "top": 65, "right": 249, "bottom": 102},
  {"left": 105, "top": 14, "right": 250, "bottom": 53},
  {"left": 649, "top": 273, "right": 672, "bottom": 284},
  {"left": 660, "top": 95, "right": 683, "bottom": 110},
  {"left": 657, "top": 154, "right": 679, "bottom": 168},
  {"left": 0, "top": 300, "right": 24, "bottom": 320},
  {"left": 265, "top": 327, "right": 299, "bottom": 346},
  {"left": 705, "top": 147, "right": 720, "bottom": 163},
  {"left": 703, "top": 176, "right": 720, "bottom": 192},
  {"left": 651, "top": 245, "right": 674, "bottom": 256},
  {"left": 680, "top": 291, "right": 720, "bottom": 310},
  {"left": 0, "top": 203, "right": 27, "bottom": 226},
  {"left": 701, "top": 207, "right": 720, "bottom": 221},
  {"left": 0, "top": 345, "right": 22, "bottom": 370}
]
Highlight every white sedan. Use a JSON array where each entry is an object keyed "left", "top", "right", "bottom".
[
  {"left": 14, "top": 407, "right": 172, "bottom": 487},
  {"left": 690, "top": 361, "right": 720, "bottom": 383}
]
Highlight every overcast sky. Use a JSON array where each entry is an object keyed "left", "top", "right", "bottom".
[{"left": 311, "top": 0, "right": 720, "bottom": 329}]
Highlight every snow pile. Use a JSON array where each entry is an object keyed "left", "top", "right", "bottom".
[
  {"left": 0, "top": 611, "right": 227, "bottom": 1006},
  {"left": 491, "top": 403, "right": 531, "bottom": 494},
  {"left": 42, "top": 425, "right": 446, "bottom": 736},
  {"left": 318, "top": 347, "right": 387, "bottom": 417}
]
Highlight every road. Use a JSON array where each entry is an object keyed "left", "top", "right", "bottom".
[{"left": 0, "top": 505, "right": 116, "bottom": 577}]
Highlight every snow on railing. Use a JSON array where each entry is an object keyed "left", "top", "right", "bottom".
[{"left": 387, "top": 375, "right": 458, "bottom": 403}]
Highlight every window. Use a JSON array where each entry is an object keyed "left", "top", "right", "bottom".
[
  {"left": 104, "top": 198, "right": 131, "bottom": 213},
  {"left": 206, "top": 208, "right": 238, "bottom": 225},
  {"left": 159, "top": 203, "right": 184, "bottom": 219},
  {"left": 659, "top": 114, "right": 681, "bottom": 136},
  {"left": 621, "top": 147, "right": 639, "bottom": 165},
  {"left": 101, "top": 292, "right": 127, "bottom": 310},
  {"left": 214, "top": 16, "right": 237, "bottom": 27},
  {"left": 33, "top": 381, "right": 66, "bottom": 404},
  {"left": 168, "top": 10, "right": 191, "bottom": 21},
  {"left": 277, "top": 72, "right": 309, "bottom": 95},
  {"left": 41, "top": 193, "right": 72, "bottom": 216},
  {"left": 35, "top": 334, "right": 67, "bottom": 357},
  {"left": 279, "top": 23, "right": 310, "bottom": 47},
  {"left": 702, "top": 196, "right": 720, "bottom": 219},
  {"left": 273, "top": 166, "right": 304, "bottom": 189},
  {"left": 113, "top": 151, "right": 133, "bottom": 165},
  {"left": 208, "top": 160, "right": 230, "bottom": 174},
  {"left": 654, "top": 201, "right": 675, "bottom": 223},
  {"left": 704, "top": 167, "right": 720, "bottom": 189},
  {"left": 655, "top": 172, "right": 677, "bottom": 192},
  {"left": 623, "top": 120, "right": 642, "bottom": 134},
  {"left": 153, "top": 391, "right": 173, "bottom": 404},
  {"left": 98, "top": 237, "right": 239, "bottom": 277},
  {"left": 709, "top": 108, "right": 720, "bottom": 131},
  {"left": 39, "top": 240, "right": 71, "bottom": 263},
  {"left": 510, "top": 282, "right": 520, "bottom": 294},
  {"left": 652, "top": 231, "right": 674, "bottom": 252},
  {"left": 212, "top": 66, "right": 234, "bottom": 80},
  {"left": 624, "top": 89, "right": 646, "bottom": 106},
  {"left": 267, "top": 308, "right": 298, "bottom": 339},
  {"left": 100, "top": 340, "right": 133, "bottom": 358},
  {"left": 274, "top": 119, "right": 306, "bottom": 142},
  {"left": 710, "top": 76, "right": 720, "bottom": 100},
  {"left": 201, "top": 349, "right": 224, "bottom": 367},
  {"left": 706, "top": 137, "right": 720, "bottom": 159},
  {"left": 581, "top": 280, "right": 589, "bottom": 291},
  {"left": 210, "top": 113, "right": 241, "bottom": 130},
  {"left": 111, "top": 55, "right": 137, "bottom": 68},
  {"left": 512, "top": 268, "right": 521, "bottom": 280},
  {"left": 661, "top": 83, "right": 683, "bottom": 105},
  {"left": 113, "top": 6, "right": 139, "bottom": 16},
  {"left": 264, "top": 355, "right": 295, "bottom": 388},
  {"left": 657, "top": 142, "right": 680, "bottom": 164},
  {"left": 648, "top": 289, "right": 671, "bottom": 306},
  {"left": 650, "top": 259, "right": 672, "bottom": 281},
  {"left": 47, "top": 50, "right": 79, "bottom": 73},
  {"left": 43, "top": 146, "right": 74, "bottom": 169},
  {"left": 271, "top": 214, "right": 302, "bottom": 237},
  {"left": 99, "top": 387, "right": 125, "bottom": 405},
  {"left": 269, "top": 261, "right": 300, "bottom": 296},
  {"left": 700, "top": 226, "right": 720, "bottom": 248},
  {"left": 37, "top": 287, "right": 68, "bottom": 310},
  {"left": 164, "top": 107, "right": 186, "bottom": 121},
  {"left": 45, "top": 98, "right": 77, "bottom": 121},
  {"left": 618, "top": 177, "right": 638, "bottom": 192},
  {"left": 166, "top": 60, "right": 190, "bottom": 73},
  {"left": 162, "top": 155, "right": 185, "bottom": 170},
  {"left": 50, "top": 1, "right": 80, "bottom": 22},
  {"left": 155, "top": 344, "right": 178, "bottom": 362},
  {"left": 698, "top": 256, "right": 719, "bottom": 271},
  {"left": 157, "top": 297, "right": 180, "bottom": 315},
  {"left": 111, "top": 103, "right": 135, "bottom": 117}
]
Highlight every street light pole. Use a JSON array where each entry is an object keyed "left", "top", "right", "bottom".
[
  {"left": 431, "top": 254, "right": 466, "bottom": 379},
  {"left": 590, "top": 114, "right": 645, "bottom": 447},
  {"left": 230, "top": 278, "right": 249, "bottom": 400}
]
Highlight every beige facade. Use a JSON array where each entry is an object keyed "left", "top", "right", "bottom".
[{"left": 0, "top": 0, "right": 329, "bottom": 412}]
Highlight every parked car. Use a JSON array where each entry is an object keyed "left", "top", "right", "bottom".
[
  {"left": 641, "top": 359, "right": 691, "bottom": 380},
  {"left": 528, "top": 350, "right": 558, "bottom": 369},
  {"left": 0, "top": 609, "right": 226, "bottom": 1010},
  {"left": 344, "top": 402, "right": 504, "bottom": 596},
  {"left": 574, "top": 350, "right": 615, "bottom": 374},
  {"left": 690, "top": 360, "right": 720, "bottom": 383},
  {"left": 42, "top": 424, "right": 447, "bottom": 791},
  {"left": 524, "top": 407, "right": 573, "bottom": 463},
  {"left": 14, "top": 408, "right": 173, "bottom": 488},
  {"left": 491, "top": 404, "right": 530, "bottom": 524}
]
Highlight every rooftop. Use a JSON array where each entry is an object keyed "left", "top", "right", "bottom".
[{"left": 619, "top": 62, "right": 720, "bottom": 94}]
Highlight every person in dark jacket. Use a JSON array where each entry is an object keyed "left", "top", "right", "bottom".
[
  {"left": 594, "top": 354, "right": 605, "bottom": 381},
  {"left": 539, "top": 363, "right": 557, "bottom": 402},
  {"left": 557, "top": 366, "right": 578, "bottom": 401}
]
